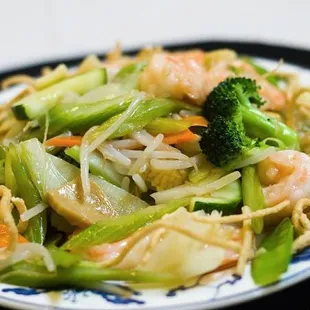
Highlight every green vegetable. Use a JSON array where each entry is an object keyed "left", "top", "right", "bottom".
[
  {"left": 65, "top": 146, "right": 122, "bottom": 186},
  {"left": 20, "top": 139, "right": 147, "bottom": 216},
  {"left": 0, "top": 145, "right": 6, "bottom": 160},
  {"left": 189, "top": 180, "right": 242, "bottom": 215},
  {"left": 48, "top": 155, "right": 148, "bottom": 217},
  {"left": 62, "top": 198, "right": 190, "bottom": 251},
  {"left": 0, "top": 261, "right": 180, "bottom": 288},
  {"left": 199, "top": 77, "right": 299, "bottom": 170},
  {"left": 78, "top": 83, "right": 129, "bottom": 103},
  {"left": 0, "top": 159, "right": 5, "bottom": 185},
  {"left": 241, "top": 165, "right": 265, "bottom": 233},
  {"left": 4, "top": 150, "right": 17, "bottom": 196},
  {"left": 43, "top": 93, "right": 136, "bottom": 137},
  {"left": 19, "top": 139, "right": 76, "bottom": 197},
  {"left": 9, "top": 144, "right": 46, "bottom": 244},
  {"left": 146, "top": 118, "right": 192, "bottom": 135},
  {"left": 242, "top": 57, "right": 284, "bottom": 86},
  {"left": 188, "top": 156, "right": 224, "bottom": 184},
  {"left": 90, "top": 98, "right": 187, "bottom": 141},
  {"left": 113, "top": 62, "right": 146, "bottom": 89},
  {"left": 48, "top": 246, "right": 82, "bottom": 268},
  {"left": 12, "top": 68, "right": 107, "bottom": 120},
  {"left": 251, "top": 218, "right": 294, "bottom": 286}
]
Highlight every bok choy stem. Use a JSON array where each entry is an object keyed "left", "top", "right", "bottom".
[
  {"left": 9, "top": 144, "right": 46, "bottom": 244},
  {"left": 62, "top": 198, "right": 190, "bottom": 251},
  {"left": 0, "top": 261, "right": 180, "bottom": 288}
]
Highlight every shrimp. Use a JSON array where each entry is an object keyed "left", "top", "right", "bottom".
[
  {"left": 257, "top": 150, "right": 310, "bottom": 223},
  {"left": 139, "top": 50, "right": 286, "bottom": 110},
  {"left": 257, "top": 79, "right": 286, "bottom": 112},
  {"left": 230, "top": 60, "right": 286, "bottom": 112},
  {"left": 139, "top": 52, "right": 208, "bottom": 105}
]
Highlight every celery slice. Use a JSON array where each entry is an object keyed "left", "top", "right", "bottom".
[
  {"left": 251, "top": 218, "right": 293, "bottom": 286},
  {"left": 0, "top": 261, "right": 180, "bottom": 288},
  {"left": 12, "top": 68, "right": 107, "bottom": 120},
  {"left": 9, "top": 144, "right": 46, "bottom": 244},
  {"left": 241, "top": 165, "right": 265, "bottom": 233},
  {"left": 65, "top": 146, "right": 122, "bottom": 186},
  {"left": 45, "top": 94, "right": 135, "bottom": 137},
  {"left": 62, "top": 198, "right": 189, "bottom": 250},
  {"left": 90, "top": 98, "right": 186, "bottom": 142},
  {"left": 19, "top": 139, "right": 146, "bottom": 214},
  {"left": 146, "top": 118, "right": 192, "bottom": 135}
]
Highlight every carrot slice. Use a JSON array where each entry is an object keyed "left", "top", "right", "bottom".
[
  {"left": 0, "top": 224, "right": 28, "bottom": 248},
  {"left": 183, "top": 115, "right": 208, "bottom": 126},
  {"left": 163, "top": 129, "right": 198, "bottom": 145},
  {"left": 45, "top": 136, "right": 83, "bottom": 147}
]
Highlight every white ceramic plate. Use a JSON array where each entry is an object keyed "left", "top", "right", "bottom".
[{"left": 0, "top": 51, "right": 310, "bottom": 310}]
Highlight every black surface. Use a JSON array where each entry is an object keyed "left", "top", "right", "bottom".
[
  {"left": 1, "top": 40, "right": 310, "bottom": 310},
  {"left": 1, "top": 40, "right": 310, "bottom": 80}
]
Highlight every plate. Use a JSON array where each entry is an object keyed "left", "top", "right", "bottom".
[{"left": 0, "top": 41, "right": 310, "bottom": 310}]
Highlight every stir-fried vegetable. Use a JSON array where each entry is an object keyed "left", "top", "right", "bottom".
[
  {"left": 189, "top": 180, "right": 242, "bottom": 215},
  {"left": 0, "top": 46, "right": 308, "bottom": 294},
  {"left": 242, "top": 57, "right": 284, "bottom": 87},
  {"left": 9, "top": 145, "right": 46, "bottom": 244},
  {"left": 146, "top": 118, "right": 192, "bottom": 135},
  {"left": 0, "top": 261, "right": 180, "bottom": 288},
  {"left": 45, "top": 136, "right": 83, "bottom": 147},
  {"left": 251, "top": 218, "right": 294, "bottom": 286},
  {"left": 12, "top": 69, "right": 107, "bottom": 120},
  {"left": 241, "top": 165, "right": 265, "bottom": 233},
  {"left": 65, "top": 146, "right": 122, "bottom": 186},
  {"left": 89, "top": 98, "right": 192, "bottom": 142},
  {"left": 199, "top": 77, "right": 299, "bottom": 170},
  {"left": 62, "top": 198, "right": 189, "bottom": 250},
  {"left": 43, "top": 93, "right": 139, "bottom": 138}
]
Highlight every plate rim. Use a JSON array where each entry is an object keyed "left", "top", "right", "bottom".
[
  {"left": 1, "top": 39, "right": 310, "bottom": 310},
  {"left": 0, "top": 266, "right": 310, "bottom": 310}
]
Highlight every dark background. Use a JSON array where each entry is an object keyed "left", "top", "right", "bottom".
[{"left": 0, "top": 40, "right": 310, "bottom": 310}]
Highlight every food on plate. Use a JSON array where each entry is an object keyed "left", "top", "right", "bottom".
[{"left": 0, "top": 44, "right": 309, "bottom": 291}]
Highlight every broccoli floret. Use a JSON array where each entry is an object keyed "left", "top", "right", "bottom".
[
  {"left": 199, "top": 77, "right": 299, "bottom": 170},
  {"left": 203, "top": 77, "right": 265, "bottom": 121}
]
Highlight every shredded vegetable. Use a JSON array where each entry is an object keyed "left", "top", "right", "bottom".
[{"left": 0, "top": 45, "right": 309, "bottom": 293}]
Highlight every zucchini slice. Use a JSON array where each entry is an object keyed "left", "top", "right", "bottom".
[
  {"left": 189, "top": 180, "right": 242, "bottom": 215},
  {"left": 12, "top": 68, "right": 107, "bottom": 120}
]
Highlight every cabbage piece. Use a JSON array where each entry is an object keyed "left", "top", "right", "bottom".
[{"left": 136, "top": 208, "right": 226, "bottom": 278}]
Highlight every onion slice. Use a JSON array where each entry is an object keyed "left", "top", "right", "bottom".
[
  {"left": 0, "top": 243, "right": 55, "bottom": 272},
  {"left": 233, "top": 147, "right": 277, "bottom": 170}
]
